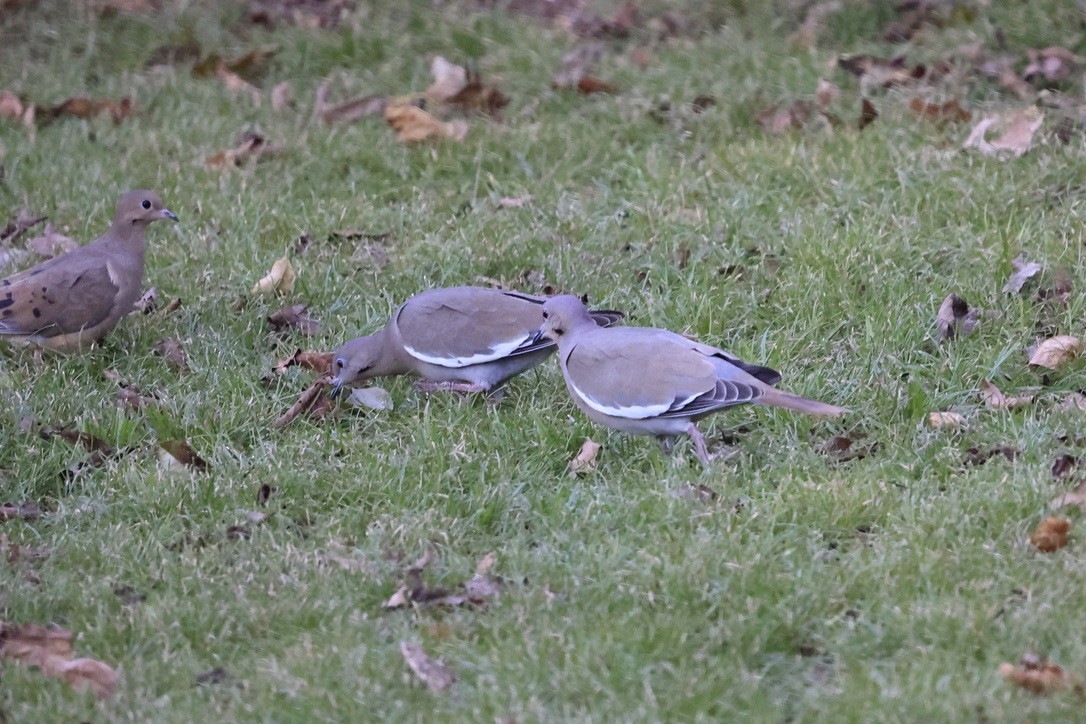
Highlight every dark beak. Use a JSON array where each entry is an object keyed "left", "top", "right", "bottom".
[
  {"left": 532, "top": 328, "right": 546, "bottom": 346},
  {"left": 328, "top": 379, "right": 343, "bottom": 398},
  {"left": 161, "top": 209, "right": 179, "bottom": 222}
]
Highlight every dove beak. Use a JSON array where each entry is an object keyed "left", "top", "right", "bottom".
[
  {"left": 161, "top": 209, "right": 179, "bottom": 222},
  {"left": 328, "top": 379, "right": 343, "bottom": 398},
  {"left": 532, "top": 327, "right": 547, "bottom": 346}
]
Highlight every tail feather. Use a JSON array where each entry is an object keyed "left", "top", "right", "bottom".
[{"left": 758, "top": 387, "right": 848, "bottom": 417}]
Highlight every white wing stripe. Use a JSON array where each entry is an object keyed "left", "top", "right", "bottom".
[
  {"left": 570, "top": 379, "right": 672, "bottom": 419},
  {"left": 403, "top": 334, "right": 530, "bottom": 369}
]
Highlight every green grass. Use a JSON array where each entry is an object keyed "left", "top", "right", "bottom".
[{"left": 2, "top": 0, "right": 1086, "bottom": 720}]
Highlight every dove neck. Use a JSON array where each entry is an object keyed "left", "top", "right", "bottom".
[
  {"left": 369, "top": 328, "right": 413, "bottom": 377},
  {"left": 106, "top": 220, "right": 148, "bottom": 250}
]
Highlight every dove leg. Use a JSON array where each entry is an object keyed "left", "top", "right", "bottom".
[
  {"left": 685, "top": 423, "right": 712, "bottom": 466},
  {"left": 414, "top": 380, "right": 489, "bottom": 394},
  {"left": 656, "top": 435, "right": 676, "bottom": 455}
]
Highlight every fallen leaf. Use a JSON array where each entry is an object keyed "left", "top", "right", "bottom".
[
  {"left": 552, "top": 42, "right": 604, "bottom": 88},
  {"left": 0, "top": 502, "right": 42, "bottom": 522},
  {"left": 206, "top": 130, "right": 282, "bottom": 168},
  {"left": 25, "top": 223, "right": 78, "bottom": 258},
  {"left": 858, "top": 97, "right": 878, "bottom": 130},
  {"left": 192, "top": 48, "right": 277, "bottom": 83},
  {"left": 267, "top": 303, "right": 320, "bottom": 335},
  {"left": 347, "top": 386, "right": 394, "bottom": 411},
  {"left": 928, "top": 411, "right": 966, "bottom": 429},
  {"left": 252, "top": 256, "right": 296, "bottom": 295},
  {"left": 999, "top": 653, "right": 1082, "bottom": 694},
  {"left": 815, "top": 79, "right": 841, "bottom": 110},
  {"left": 384, "top": 551, "right": 501, "bottom": 609},
  {"left": 194, "top": 666, "right": 234, "bottom": 687},
  {"left": 152, "top": 337, "right": 189, "bottom": 371},
  {"left": 39, "top": 426, "right": 115, "bottom": 466},
  {"left": 383, "top": 103, "right": 468, "bottom": 143},
  {"left": 426, "top": 56, "right": 468, "bottom": 104},
  {"left": 577, "top": 76, "right": 619, "bottom": 94},
  {"left": 1035, "top": 270, "right": 1072, "bottom": 307},
  {"left": 39, "top": 96, "right": 135, "bottom": 125},
  {"left": 1, "top": 534, "right": 51, "bottom": 562},
  {"left": 215, "top": 65, "right": 262, "bottom": 104},
  {"left": 1003, "top": 256, "right": 1042, "bottom": 294},
  {"left": 1028, "top": 336, "right": 1081, "bottom": 369},
  {"left": 271, "top": 349, "right": 333, "bottom": 377},
  {"left": 400, "top": 641, "right": 455, "bottom": 693},
  {"left": 1050, "top": 479, "right": 1086, "bottom": 513},
  {"left": 756, "top": 100, "right": 812, "bottom": 133},
  {"left": 103, "top": 369, "right": 158, "bottom": 410},
  {"left": 980, "top": 380, "right": 1034, "bottom": 410},
  {"left": 448, "top": 71, "right": 510, "bottom": 118},
  {"left": 817, "top": 432, "right": 875, "bottom": 462},
  {"left": 935, "top": 294, "right": 980, "bottom": 341},
  {"left": 838, "top": 54, "right": 926, "bottom": 88},
  {"left": 270, "top": 81, "right": 293, "bottom": 111},
  {"left": 315, "top": 76, "right": 389, "bottom": 125},
  {"left": 964, "top": 108, "right": 1044, "bottom": 157},
  {"left": 157, "top": 440, "right": 210, "bottom": 472},
  {"left": 273, "top": 380, "right": 329, "bottom": 428},
  {"left": 569, "top": 438, "right": 601, "bottom": 475},
  {"left": 257, "top": 483, "right": 275, "bottom": 506},
  {"left": 1051, "top": 454, "right": 1078, "bottom": 478},
  {"left": 1030, "top": 516, "right": 1071, "bottom": 552},
  {"left": 1023, "top": 46, "right": 1085, "bottom": 85},
  {"left": 963, "top": 445, "right": 1018, "bottom": 466},
  {"left": 908, "top": 97, "right": 971, "bottom": 124},
  {"left": 668, "top": 483, "right": 717, "bottom": 503},
  {"left": 0, "top": 207, "right": 46, "bottom": 245},
  {"left": 0, "top": 623, "right": 118, "bottom": 698},
  {"left": 1056, "top": 392, "right": 1086, "bottom": 412}
]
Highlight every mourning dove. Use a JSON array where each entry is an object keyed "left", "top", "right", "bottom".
[
  {"left": 329, "top": 286, "right": 622, "bottom": 396},
  {"left": 537, "top": 295, "right": 847, "bottom": 465},
  {"left": 0, "top": 190, "right": 176, "bottom": 353}
]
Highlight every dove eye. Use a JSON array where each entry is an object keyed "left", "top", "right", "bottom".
[
  {"left": 335, "top": 358, "right": 345, "bottom": 369},
  {"left": 141, "top": 199, "right": 151, "bottom": 209},
  {"left": 542, "top": 311, "right": 549, "bottom": 319}
]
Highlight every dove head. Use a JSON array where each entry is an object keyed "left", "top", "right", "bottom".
[
  {"left": 538, "top": 294, "right": 597, "bottom": 344},
  {"left": 115, "top": 190, "right": 178, "bottom": 228},
  {"left": 329, "top": 335, "right": 385, "bottom": 397}
]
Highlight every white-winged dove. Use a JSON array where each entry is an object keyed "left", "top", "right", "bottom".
[
  {"left": 538, "top": 295, "right": 846, "bottom": 464},
  {"left": 0, "top": 190, "right": 177, "bottom": 353},
  {"left": 330, "top": 286, "right": 622, "bottom": 396}
]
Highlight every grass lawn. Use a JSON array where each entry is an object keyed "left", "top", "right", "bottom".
[{"left": 3, "top": 0, "right": 1086, "bottom": 719}]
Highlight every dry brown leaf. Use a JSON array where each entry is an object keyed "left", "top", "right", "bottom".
[
  {"left": 25, "top": 223, "right": 78, "bottom": 258},
  {"left": 1023, "top": 46, "right": 1085, "bottom": 85},
  {"left": 400, "top": 641, "right": 455, "bottom": 693},
  {"left": 935, "top": 294, "right": 980, "bottom": 341},
  {"left": 1050, "top": 479, "right": 1086, "bottom": 513},
  {"left": 1056, "top": 392, "right": 1086, "bottom": 412},
  {"left": 448, "top": 72, "right": 510, "bottom": 118},
  {"left": 858, "top": 97, "right": 878, "bottom": 130},
  {"left": 815, "top": 79, "right": 841, "bottom": 110},
  {"left": 569, "top": 438, "right": 601, "bottom": 475},
  {"left": 1003, "top": 256, "right": 1042, "bottom": 294},
  {"left": 838, "top": 54, "right": 925, "bottom": 88},
  {"left": 383, "top": 551, "right": 501, "bottom": 609},
  {"left": 206, "top": 131, "right": 281, "bottom": 168},
  {"left": 999, "top": 653, "right": 1082, "bottom": 694},
  {"left": 756, "top": 100, "right": 812, "bottom": 133},
  {"left": 40, "top": 96, "right": 135, "bottom": 125},
  {"left": 252, "top": 256, "right": 296, "bottom": 295},
  {"left": 0, "top": 623, "right": 119, "bottom": 698},
  {"left": 158, "top": 440, "right": 210, "bottom": 472},
  {"left": 1052, "top": 454, "right": 1078, "bottom": 478},
  {"left": 1030, "top": 516, "right": 1070, "bottom": 552},
  {"left": 577, "top": 76, "right": 619, "bottom": 94},
  {"left": 964, "top": 108, "right": 1044, "bottom": 157},
  {"left": 216, "top": 65, "right": 262, "bottom": 104},
  {"left": 134, "top": 287, "right": 157, "bottom": 313},
  {"left": 192, "top": 48, "right": 278, "bottom": 82},
  {"left": 928, "top": 411, "right": 966, "bottom": 430},
  {"left": 1028, "top": 335, "right": 1082, "bottom": 370},
  {"left": 426, "top": 56, "right": 468, "bottom": 104},
  {"left": 267, "top": 303, "right": 320, "bottom": 335},
  {"left": 321, "top": 93, "right": 387, "bottom": 125},
  {"left": 980, "top": 380, "right": 1034, "bottom": 410},
  {"left": 39, "top": 426, "right": 115, "bottom": 468},
  {"left": 0, "top": 502, "right": 42, "bottom": 521},
  {"left": 271, "top": 349, "right": 333, "bottom": 377},
  {"left": 384, "top": 103, "right": 467, "bottom": 143},
  {"left": 963, "top": 445, "right": 1018, "bottom": 466},
  {"left": 103, "top": 369, "right": 158, "bottom": 411},
  {"left": 152, "top": 337, "right": 189, "bottom": 371},
  {"left": 909, "top": 97, "right": 971, "bottom": 124},
  {"left": 273, "top": 380, "right": 329, "bottom": 428},
  {"left": 817, "top": 432, "right": 874, "bottom": 462},
  {"left": 0, "top": 208, "right": 46, "bottom": 245}
]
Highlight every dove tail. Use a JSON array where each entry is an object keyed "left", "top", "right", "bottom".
[{"left": 757, "top": 387, "right": 848, "bottom": 417}]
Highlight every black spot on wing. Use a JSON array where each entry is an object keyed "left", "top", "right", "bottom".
[
  {"left": 32, "top": 308, "right": 41, "bottom": 318},
  {"left": 0, "top": 293, "right": 12, "bottom": 310},
  {"left": 2, "top": 310, "right": 11, "bottom": 317}
]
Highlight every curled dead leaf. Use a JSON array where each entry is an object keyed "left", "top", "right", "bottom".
[
  {"left": 1002, "top": 256, "right": 1042, "bottom": 295},
  {"left": 1028, "top": 336, "right": 1081, "bottom": 370},
  {"left": 267, "top": 304, "right": 320, "bottom": 335},
  {"left": 271, "top": 349, "right": 333, "bottom": 377},
  {"left": 273, "top": 380, "right": 329, "bottom": 428},
  {"left": 909, "top": 97, "right": 971, "bottom": 124},
  {"left": 158, "top": 440, "right": 210, "bottom": 472},
  {"left": 999, "top": 653, "right": 1082, "bottom": 694},
  {"left": 935, "top": 294, "right": 980, "bottom": 341},
  {"left": 400, "top": 641, "right": 455, "bottom": 693},
  {"left": 1030, "top": 516, "right": 1070, "bottom": 552},
  {"left": 1056, "top": 392, "right": 1086, "bottom": 412},
  {"left": 39, "top": 96, "right": 135, "bottom": 125},
  {"left": 206, "top": 131, "right": 282, "bottom": 168},
  {"left": 252, "top": 256, "right": 296, "bottom": 295},
  {"left": 347, "top": 386, "right": 394, "bottom": 411},
  {"left": 383, "top": 103, "right": 467, "bottom": 143},
  {"left": 569, "top": 438, "right": 601, "bottom": 475},
  {"left": 964, "top": 108, "right": 1044, "bottom": 157},
  {"left": 0, "top": 207, "right": 46, "bottom": 245},
  {"left": 980, "top": 380, "right": 1034, "bottom": 410},
  {"left": 928, "top": 411, "right": 966, "bottom": 430},
  {"left": 426, "top": 56, "right": 468, "bottom": 104},
  {"left": 152, "top": 337, "right": 189, "bottom": 372},
  {"left": 0, "top": 623, "right": 119, "bottom": 698},
  {"left": 0, "top": 502, "right": 42, "bottom": 521}
]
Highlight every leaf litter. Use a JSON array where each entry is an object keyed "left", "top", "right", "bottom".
[
  {"left": 0, "top": 622, "right": 119, "bottom": 698},
  {"left": 383, "top": 550, "right": 503, "bottom": 610}
]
